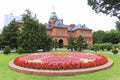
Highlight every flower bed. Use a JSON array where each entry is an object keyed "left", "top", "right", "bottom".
[{"left": 14, "top": 52, "right": 108, "bottom": 70}]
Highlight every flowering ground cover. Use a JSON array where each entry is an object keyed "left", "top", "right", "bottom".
[{"left": 14, "top": 52, "right": 108, "bottom": 70}]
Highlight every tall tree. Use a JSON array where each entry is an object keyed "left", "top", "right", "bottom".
[
  {"left": 53, "top": 39, "right": 58, "bottom": 51},
  {"left": 103, "top": 30, "right": 120, "bottom": 44},
  {"left": 88, "top": 0, "right": 120, "bottom": 19},
  {"left": 77, "top": 35, "right": 87, "bottom": 52},
  {"left": 38, "top": 23, "right": 53, "bottom": 51},
  {"left": 18, "top": 9, "right": 53, "bottom": 52},
  {"left": 18, "top": 9, "right": 40, "bottom": 53},
  {"left": 67, "top": 36, "right": 75, "bottom": 51},
  {"left": 116, "top": 21, "right": 120, "bottom": 31},
  {"left": 2, "top": 20, "right": 20, "bottom": 49},
  {"left": 93, "top": 30, "right": 105, "bottom": 44},
  {"left": 0, "top": 34, "right": 4, "bottom": 49},
  {"left": 42, "top": 34, "right": 53, "bottom": 51}
]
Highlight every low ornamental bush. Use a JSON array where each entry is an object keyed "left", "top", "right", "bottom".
[
  {"left": 112, "top": 49, "right": 118, "bottom": 55},
  {"left": 17, "top": 47, "right": 24, "bottom": 54},
  {"left": 3, "top": 46, "right": 11, "bottom": 55},
  {"left": 14, "top": 52, "right": 108, "bottom": 70}
]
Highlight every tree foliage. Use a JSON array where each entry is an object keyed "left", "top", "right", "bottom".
[
  {"left": 2, "top": 20, "right": 20, "bottom": 49},
  {"left": 42, "top": 34, "right": 53, "bottom": 51},
  {"left": 93, "top": 44, "right": 100, "bottom": 52},
  {"left": 77, "top": 35, "right": 87, "bottom": 52},
  {"left": 18, "top": 10, "right": 40, "bottom": 53},
  {"left": 18, "top": 9, "right": 53, "bottom": 53},
  {"left": 37, "top": 23, "right": 53, "bottom": 51},
  {"left": 112, "top": 49, "right": 118, "bottom": 54},
  {"left": 88, "top": 0, "right": 120, "bottom": 19},
  {"left": 116, "top": 21, "right": 120, "bottom": 31},
  {"left": 103, "top": 30, "right": 120, "bottom": 44},
  {"left": 93, "top": 30, "right": 105, "bottom": 44},
  {"left": 3, "top": 46, "right": 11, "bottom": 55},
  {"left": 67, "top": 36, "right": 75, "bottom": 51},
  {"left": 0, "top": 34, "right": 4, "bottom": 49},
  {"left": 17, "top": 47, "right": 24, "bottom": 54},
  {"left": 104, "top": 43, "right": 113, "bottom": 51},
  {"left": 53, "top": 39, "right": 58, "bottom": 51}
]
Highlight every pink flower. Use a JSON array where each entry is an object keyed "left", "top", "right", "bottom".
[{"left": 14, "top": 52, "right": 108, "bottom": 70}]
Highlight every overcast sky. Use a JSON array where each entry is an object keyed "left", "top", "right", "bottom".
[{"left": 0, "top": 0, "right": 119, "bottom": 31}]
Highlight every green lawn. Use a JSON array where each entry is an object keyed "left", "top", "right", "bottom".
[{"left": 0, "top": 51, "right": 120, "bottom": 80}]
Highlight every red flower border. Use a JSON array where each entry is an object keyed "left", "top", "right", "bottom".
[{"left": 14, "top": 52, "right": 108, "bottom": 70}]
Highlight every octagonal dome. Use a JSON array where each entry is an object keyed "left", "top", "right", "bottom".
[{"left": 50, "top": 12, "right": 58, "bottom": 19}]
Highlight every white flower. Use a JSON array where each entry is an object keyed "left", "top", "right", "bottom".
[
  {"left": 80, "top": 58, "right": 95, "bottom": 63},
  {"left": 28, "top": 59, "right": 42, "bottom": 63}
]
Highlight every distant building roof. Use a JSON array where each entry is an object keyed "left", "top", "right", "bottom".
[
  {"left": 46, "top": 25, "right": 52, "bottom": 29},
  {"left": 54, "top": 20, "right": 68, "bottom": 28},
  {"left": 72, "top": 24, "right": 92, "bottom": 31},
  {"left": 47, "top": 18, "right": 92, "bottom": 31},
  {"left": 68, "top": 24, "right": 92, "bottom": 31},
  {"left": 4, "top": 15, "right": 22, "bottom": 26},
  {"left": 48, "top": 12, "right": 92, "bottom": 31}
]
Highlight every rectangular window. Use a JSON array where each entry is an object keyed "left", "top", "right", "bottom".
[
  {"left": 56, "top": 31, "right": 60, "bottom": 36},
  {"left": 86, "top": 32, "right": 91, "bottom": 37},
  {"left": 81, "top": 32, "right": 84, "bottom": 36},
  {"left": 62, "top": 31, "right": 65, "bottom": 36}
]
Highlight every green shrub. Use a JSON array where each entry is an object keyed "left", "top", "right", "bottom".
[
  {"left": 113, "top": 44, "right": 119, "bottom": 49},
  {"left": 93, "top": 44, "right": 100, "bottom": 52},
  {"left": 3, "top": 46, "right": 11, "bottom": 55},
  {"left": 99, "top": 44, "right": 105, "bottom": 51},
  {"left": 17, "top": 47, "right": 24, "bottom": 54},
  {"left": 112, "top": 49, "right": 118, "bottom": 55},
  {"left": 104, "top": 43, "right": 112, "bottom": 51},
  {"left": 88, "top": 45, "right": 94, "bottom": 50}
]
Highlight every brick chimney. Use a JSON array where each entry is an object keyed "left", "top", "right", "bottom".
[{"left": 70, "top": 24, "right": 75, "bottom": 28}]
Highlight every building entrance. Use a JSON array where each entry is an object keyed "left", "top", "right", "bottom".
[{"left": 58, "top": 39, "right": 64, "bottom": 48}]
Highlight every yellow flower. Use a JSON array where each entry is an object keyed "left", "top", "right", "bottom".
[{"left": 51, "top": 52, "right": 68, "bottom": 56}]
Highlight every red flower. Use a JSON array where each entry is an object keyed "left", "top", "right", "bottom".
[{"left": 13, "top": 52, "right": 108, "bottom": 70}]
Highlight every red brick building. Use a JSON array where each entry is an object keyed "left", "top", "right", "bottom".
[
  {"left": 4, "top": 13, "right": 93, "bottom": 46},
  {"left": 46, "top": 12, "right": 93, "bottom": 45}
]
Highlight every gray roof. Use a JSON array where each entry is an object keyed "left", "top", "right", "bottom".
[
  {"left": 71, "top": 24, "right": 92, "bottom": 31},
  {"left": 46, "top": 25, "right": 52, "bottom": 29},
  {"left": 47, "top": 19, "right": 92, "bottom": 31},
  {"left": 54, "top": 20, "right": 68, "bottom": 28},
  {"left": 4, "top": 15, "right": 22, "bottom": 26},
  {"left": 46, "top": 19, "right": 69, "bottom": 29}
]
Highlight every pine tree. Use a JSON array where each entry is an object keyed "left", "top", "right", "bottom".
[
  {"left": 18, "top": 9, "right": 40, "bottom": 53},
  {"left": 37, "top": 23, "right": 53, "bottom": 51},
  {"left": 67, "top": 36, "right": 74, "bottom": 51},
  {"left": 0, "top": 34, "right": 4, "bottom": 49},
  {"left": 2, "top": 20, "right": 20, "bottom": 49},
  {"left": 77, "top": 35, "right": 87, "bottom": 51},
  {"left": 53, "top": 39, "right": 58, "bottom": 51},
  {"left": 54, "top": 39, "right": 58, "bottom": 51},
  {"left": 18, "top": 9, "right": 53, "bottom": 53}
]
